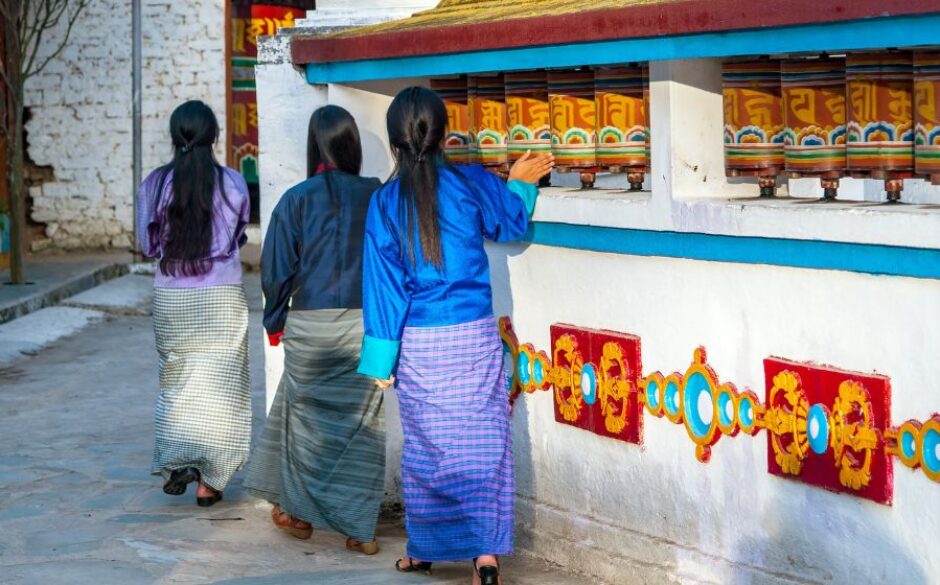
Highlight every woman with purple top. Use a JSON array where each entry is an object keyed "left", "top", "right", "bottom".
[{"left": 136, "top": 100, "right": 251, "bottom": 507}]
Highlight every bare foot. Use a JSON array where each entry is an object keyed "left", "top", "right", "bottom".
[{"left": 196, "top": 483, "right": 219, "bottom": 498}]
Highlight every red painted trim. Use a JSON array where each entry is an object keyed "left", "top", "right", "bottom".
[{"left": 292, "top": 0, "right": 940, "bottom": 65}]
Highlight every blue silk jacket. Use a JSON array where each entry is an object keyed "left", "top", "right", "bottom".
[
  {"left": 358, "top": 164, "right": 538, "bottom": 379},
  {"left": 262, "top": 171, "right": 382, "bottom": 334}
]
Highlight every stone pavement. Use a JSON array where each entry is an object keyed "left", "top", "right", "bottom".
[{"left": 0, "top": 274, "right": 600, "bottom": 585}]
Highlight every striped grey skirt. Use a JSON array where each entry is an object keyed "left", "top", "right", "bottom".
[
  {"left": 151, "top": 285, "right": 250, "bottom": 491},
  {"left": 245, "top": 309, "right": 385, "bottom": 543}
]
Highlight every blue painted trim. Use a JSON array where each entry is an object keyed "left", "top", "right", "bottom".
[
  {"left": 522, "top": 222, "right": 940, "bottom": 280},
  {"left": 306, "top": 14, "right": 940, "bottom": 83}
]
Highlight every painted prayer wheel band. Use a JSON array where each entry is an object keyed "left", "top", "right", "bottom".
[
  {"left": 548, "top": 70, "right": 597, "bottom": 168},
  {"left": 431, "top": 76, "right": 472, "bottom": 165},
  {"left": 469, "top": 74, "right": 509, "bottom": 166},
  {"left": 781, "top": 58, "right": 846, "bottom": 175},
  {"left": 722, "top": 60, "right": 785, "bottom": 174},
  {"left": 845, "top": 52, "right": 914, "bottom": 172},
  {"left": 505, "top": 71, "right": 552, "bottom": 161},
  {"left": 914, "top": 51, "right": 940, "bottom": 184},
  {"left": 594, "top": 66, "right": 649, "bottom": 169}
]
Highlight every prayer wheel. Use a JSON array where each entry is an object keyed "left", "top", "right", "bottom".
[
  {"left": 781, "top": 58, "right": 847, "bottom": 199},
  {"left": 845, "top": 52, "right": 914, "bottom": 203},
  {"left": 468, "top": 74, "right": 509, "bottom": 171},
  {"left": 643, "top": 64, "right": 651, "bottom": 169},
  {"left": 430, "top": 76, "right": 471, "bottom": 165},
  {"left": 722, "top": 60, "right": 785, "bottom": 197},
  {"left": 595, "top": 66, "right": 649, "bottom": 191},
  {"left": 914, "top": 51, "right": 940, "bottom": 185},
  {"left": 548, "top": 70, "right": 598, "bottom": 189},
  {"left": 505, "top": 71, "right": 552, "bottom": 163}
]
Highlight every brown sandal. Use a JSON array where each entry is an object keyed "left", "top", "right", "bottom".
[
  {"left": 346, "top": 537, "right": 379, "bottom": 555},
  {"left": 271, "top": 505, "right": 313, "bottom": 540}
]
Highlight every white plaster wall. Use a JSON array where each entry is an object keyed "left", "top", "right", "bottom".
[
  {"left": 25, "top": 0, "right": 227, "bottom": 250},
  {"left": 487, "top": 242, "right": 940, "bottom": 584}
]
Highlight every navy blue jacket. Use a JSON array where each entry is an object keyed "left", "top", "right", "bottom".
[{"left": 262, "top": 171, "right": 382, "bottom": 334}]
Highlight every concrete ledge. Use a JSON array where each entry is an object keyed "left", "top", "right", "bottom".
[{"left": 0, "top": 256, "right": 130, "bottom": 325}]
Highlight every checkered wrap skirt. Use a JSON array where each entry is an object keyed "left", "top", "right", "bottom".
[
  {"left": 396, "top": 317, "right": 514, "bottom": 562},
  {"left": 150, "top": 285, "right": 250, "bottom": 491}
]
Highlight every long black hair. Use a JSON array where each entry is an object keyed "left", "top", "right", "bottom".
[
  {"left": 386, "top": 86, "right": 447, "bottom": 268},
  {"left": 155, "top": 100, "right": 227, "bottom": 277},
  {"left": 307, "top": 105, "right": 363, "bottom": 178}
]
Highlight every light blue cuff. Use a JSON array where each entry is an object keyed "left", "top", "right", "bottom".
[
  {"left": 508, "top": 180, "right": 539, "bottom": 217},
  {"left": 358, "top": 334, "right": 401, "bottom": 379}
]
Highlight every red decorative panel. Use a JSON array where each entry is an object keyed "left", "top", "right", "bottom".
[
  {"left": 550, "top": 324, "right": 593, "bottom": 432},
  {"left": 764, "top": 358, "right": 893, "bottom": 505},
  {"left": 591, "top": 330, "right": 642, "bottom": 444}
]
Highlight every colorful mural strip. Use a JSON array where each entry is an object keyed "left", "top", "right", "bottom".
[
  {"left": 431, "top": 76, "right": 472, "bottom": 165},
  {"left": 722, "top": 60, "right": 785, "bottom": 196},
  {"left": 505, "top": 71, "right": 552, "bottom": 161},
  {"left": 781, "top": 57, "right": 846, "bottom": 197},
  {"left": 231, "top": 4, "right": 306, "bottom": 184},
  {"left": 469, "top": 74, "right": 509, "bottom": 168},
  {"left": 499, "top": 317, "right": 940, "bottom": 502},
  {"left": 914, "top": 51, "right": 940, "bottom": 185},
  {"left": 595, "top": 66, "right": 650, "bottom": 190}
]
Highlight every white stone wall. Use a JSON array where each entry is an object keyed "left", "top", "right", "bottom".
[
  {"left": 487, "top": 243, "right": 940, "bottom": 584},
  {"left": 279, "top": 50, "right": 940, "bottom": 581},
  {"left": 25, "top": 0, "right": 227, "bottom": 250}
]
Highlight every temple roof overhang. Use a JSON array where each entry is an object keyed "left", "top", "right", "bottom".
[{"left": 292, "top": 0, "right": 940, "bottom": 83}]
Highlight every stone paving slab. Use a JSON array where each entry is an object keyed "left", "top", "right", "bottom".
[
  {"left": 65, "top": 273, "right": 154, "bottom": 316},
  {"left": 0, "top": 275, "right": 600, "bottom": 585},
  {"left": 0, "top": 306, "right": 105, "bottom": 365}
]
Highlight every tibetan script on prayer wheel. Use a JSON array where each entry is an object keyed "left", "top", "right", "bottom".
[
  {"left": 469, "top": 74, "right": 509, "bottom": 168},
  {"left": 595, "top": 66, "right": 649, "bottom": 190},
  {"left": 505, "top": 71, "right": 552, "bottom": 162},
  {"left": 914, "top": 51, "right": 940, "bottom": 185},
  {"left": 722, "top": 60, "right": 785, "bottom": 196},
  {"left": 431, "top": 76, "right": 471, "bottom": 165}
]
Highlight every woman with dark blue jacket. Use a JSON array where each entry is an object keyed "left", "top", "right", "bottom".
[{"left": 245, "top": 105, "right": 385, "bottom": 555}]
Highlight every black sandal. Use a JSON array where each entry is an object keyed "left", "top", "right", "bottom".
[
  {"left": 162, "top": 467, "right": 199, "bottom": 496},
  {"left": 473, "top": 557, "right": 500, "bottom": 585},
  {"left": 395, "top": 557, "right": 433, "bottom": 575}
]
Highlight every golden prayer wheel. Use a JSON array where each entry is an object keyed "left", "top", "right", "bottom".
[
  {"left": 722, "top": 60, "right": 785, "bottom": 197},
  {"left": 914, "top": 51, "right": 940, "bottom": 185},
  {"left": 468, "top": 74, "right": 509, "bottom": 170},
  {"left": 430, "top": 76, "right": 471, "bottom": 165},
  {"left": 505, "top": 71, "right": 552, "bottom": 163},
  {"left": 781, "top": 58, "right": 847, "bottom": 199},
  {"left": 595, "top": 65, "right": 649, "bottom": 191},
  {"left": 548, "top": 70, "right": 598, "bottom": 189},
  {"left": 846, "top": 52, "right": 914, "bottom": 203}
]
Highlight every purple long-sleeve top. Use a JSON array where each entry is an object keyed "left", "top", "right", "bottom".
[{"left": 136, "top": 166, "right": 250, "bottom": 288}]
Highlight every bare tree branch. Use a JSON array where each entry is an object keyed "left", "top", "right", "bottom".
[{"left": 24, "top": 0, "right": 88, "bottom": 80}]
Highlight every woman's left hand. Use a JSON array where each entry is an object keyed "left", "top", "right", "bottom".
[{"left": 374, "top": 376, "right": 396, "bottom": 390}]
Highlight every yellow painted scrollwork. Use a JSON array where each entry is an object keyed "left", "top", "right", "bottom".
[
  {"left": 766, "top": 370, "right": 809, "bottom": 475},
  {"left": 831, "top": 380, "right": 878, "bottom": 490},
  {"left": 598, "top": 341, "right": 634, "bottom": 435},
  {"left": 550, "top": 334, "right": 584, "bottom": 422}
]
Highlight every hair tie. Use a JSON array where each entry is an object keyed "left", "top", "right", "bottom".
[
  {"left": 181, "top": 143, "right": 194, "bottom": 154},
  {"left": 415, "top": 152, "right": 426, "bottom": 163}
]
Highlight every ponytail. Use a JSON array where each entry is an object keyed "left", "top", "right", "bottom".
[{"left": 386, "top": 87, "right": 448, "bottom": 268}]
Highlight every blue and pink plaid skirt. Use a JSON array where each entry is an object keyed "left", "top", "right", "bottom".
[{"left": 396, "top": 316, "right": 514, "bottom": 562}]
